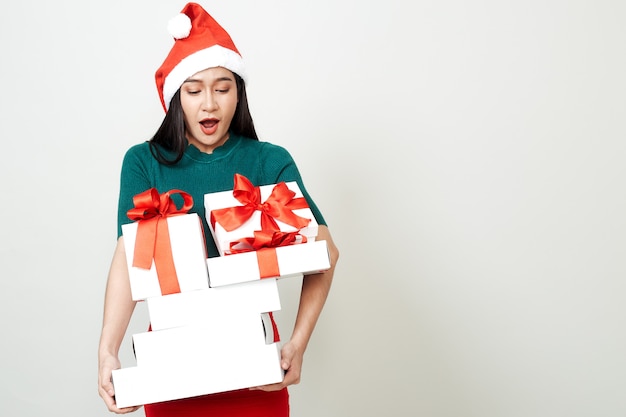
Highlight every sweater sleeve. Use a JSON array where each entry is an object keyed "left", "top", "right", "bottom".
[
  {"left": 259, "top": 142, "right": 327, "bottom": 227},
  {"left": 116, "top": 143, "right": 153, "bottom": 237}
]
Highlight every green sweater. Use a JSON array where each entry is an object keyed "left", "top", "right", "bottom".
[{"left": 117, "top": 133, "right": 326, "bottom": 258}]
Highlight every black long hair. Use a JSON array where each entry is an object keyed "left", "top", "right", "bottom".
[{"left": 149, "top": 72, "right": 258, "bottom": 165}]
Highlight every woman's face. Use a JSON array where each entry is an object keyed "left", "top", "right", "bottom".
[{"left": 179, "top": 67, "right": 238, "bottom": 153}]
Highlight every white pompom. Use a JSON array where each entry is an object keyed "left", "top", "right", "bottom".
[{"left": 167, "top": 13, "right": 192, "bottom": 39}]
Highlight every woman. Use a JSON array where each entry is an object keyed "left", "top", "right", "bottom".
[{"left": 97, "top": 3, "right": 339, "bottom": 416}]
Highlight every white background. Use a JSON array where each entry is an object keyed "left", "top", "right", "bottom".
[{"left": 1, "top": 1, "right": 625, "bottom": 416}]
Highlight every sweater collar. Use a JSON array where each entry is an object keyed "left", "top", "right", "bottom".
[{"left": 184, "top": 132, "right": 241, "bottom": 163}]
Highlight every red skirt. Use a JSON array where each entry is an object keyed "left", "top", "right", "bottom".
[{"left": 144, "top": 388, "right": 289, "bottom": 417}]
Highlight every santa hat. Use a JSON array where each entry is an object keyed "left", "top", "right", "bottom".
[{"left": 155, "top": 2, "right": 246, "bottom": 111}]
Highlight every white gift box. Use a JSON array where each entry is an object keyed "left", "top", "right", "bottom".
[
  {"left": 206, "top": 240, "right": 330, "bottom": 287},
  {"left": 133, "top": 313, "right": 268, "bottom": 368},
  {"left": 146, "top": 278, "right": 283, "bottom": 331},
  {"left": 122, "top": 213, "right": 209, "bottom": 301},
  {"left": 204, "top": 180, "right": 319, "bottom": 255},
  {"left": 112, "top": 321, "right": 283, "bottom": 408}
]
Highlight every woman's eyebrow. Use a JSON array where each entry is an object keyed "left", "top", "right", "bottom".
[{"left": 183, "top": 76, "right": 234, "bottom": 84}]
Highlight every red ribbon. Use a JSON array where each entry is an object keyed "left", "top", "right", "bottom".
[
  {"left": 127, "top": 188, "right": 193, "bottom": 296},
  {"left": 229, "top": 230, "right": 307, "bottom": 253},
  {"left": 229, "top": 230, "right": 307, "bottom": 279},
  {"left": 267, "top": 311, "right": 280, "bottom": 343},
  {"left": 210, "top": 174, "right": 311, "bottom": 233}
]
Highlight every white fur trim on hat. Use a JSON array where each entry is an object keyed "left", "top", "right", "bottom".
[
  {"left": 167, "top": 13, "right": 192, "bottom": 39},
  {"left": 162, "top": 45, "right": 247, "bottom": 110}
]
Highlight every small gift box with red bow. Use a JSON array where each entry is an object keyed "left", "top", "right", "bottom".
[
  {"left": 206, "top": 232, "right": 330, "bottom": 287},
  {"left": 204, "top": 174, "right": 319, "bottom": 256},
  {"left": 121, "top": 189, "right": 209, "bottom": 301}
]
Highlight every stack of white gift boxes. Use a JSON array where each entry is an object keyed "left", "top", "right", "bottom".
[{"left": 112, "top": 175, "right": 331, "bottom": 408}]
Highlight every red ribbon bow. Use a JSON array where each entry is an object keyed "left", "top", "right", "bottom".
[
  {"left": 127, "top": 188, "right": 193, "bottom": 296},
  {"left": 210, "top": 174, "right": 311, "bottom": 233}
]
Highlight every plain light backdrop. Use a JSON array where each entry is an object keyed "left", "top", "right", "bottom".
[{"left": 1, "top": 1, "right": 625, "bottom": 416}]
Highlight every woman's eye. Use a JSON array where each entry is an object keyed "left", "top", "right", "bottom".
[
  {"left": 187, "top": 90, "right": 201, "bottom": 95},
  {"left": 216, "top": 89, "right": 230, "bottom": 93}
]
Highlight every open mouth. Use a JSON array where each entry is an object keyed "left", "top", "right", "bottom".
[{"left": 200, "top": 118, "right": 219, "bottom": 135}]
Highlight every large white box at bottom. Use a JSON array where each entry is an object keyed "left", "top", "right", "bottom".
[{"left": 112, "top": 340, "right": 283, "bottom": 408}]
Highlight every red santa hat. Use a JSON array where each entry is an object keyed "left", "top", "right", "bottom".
[{"left": 155, "top": 2, "right": 246, "bottom": 111}]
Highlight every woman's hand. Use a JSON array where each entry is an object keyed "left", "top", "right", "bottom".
[
  {"left": 98, "top": 354, "right": 141, "bottom": 414},
  {"left": 251, "top": 339, "right": 304, "bottom": 391}
]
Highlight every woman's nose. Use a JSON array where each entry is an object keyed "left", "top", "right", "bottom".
[{"left": 202, "top": 92, "right": 218, "bottom": 111}]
